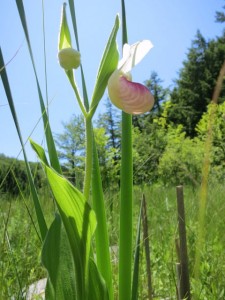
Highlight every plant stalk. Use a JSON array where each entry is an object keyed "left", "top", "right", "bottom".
[
  {"left": 119, "top": 112, "right": 133, "bottom": 300},
  {"left": 119, "top": 1, "right": 133, "bottom": 299},
  {"left": 83, "top": 116, "right": 93, "bottom": 200}
]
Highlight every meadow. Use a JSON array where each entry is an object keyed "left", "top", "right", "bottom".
[
  {"left": 1, "top": 183, "right": 225, "bottom": 299},
  {"left": 1, "top": 1, "right": 225, "bottom": 299}
]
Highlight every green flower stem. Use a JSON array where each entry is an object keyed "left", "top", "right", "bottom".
[
  {"left": 83, "top": 115, "right": 93, "bottom": 200},
  {"left": 66, "top": 69, "right": 87, "bottom": 117},
  {"left": 119, "top": 112, "right": 133, "bottom": 300},
  {"left": 119, "top": 1, "right": 133, "bottom": 299}
]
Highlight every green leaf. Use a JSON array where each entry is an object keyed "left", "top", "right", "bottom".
[
  {"left": 59, "top": 3, "right": 72, "bottom": 50},
  {"left": 43, "top": 215, "right": 109, "bottom": 300},
  {"left": 30, "top": 138, "right": 49, "bottom": 166},
  {"left": 92, "top": 139, "right": 113, "bottom": 299},
  {"left": 31, "top": 140, "right": 97, "bottom": 299},
  {"left": 90, "top": 15, "right": 120, "bottom": 115},
  {"left": 42, "top": 214, "right": 76, "bottom": 299},
  {"left": 88, "top": 258, "right": 109, "bottom": 300}
]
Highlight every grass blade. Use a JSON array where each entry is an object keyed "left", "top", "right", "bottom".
[
  {"left": 142, "top": 193, "right": 153, "bottom": 300},
  {"left": 68, "top": 0, "right": 89, "bottom": 111},
  {"left": 0, "top": 48, "right": 47, "bottom": 241},
  {"left": 176, "top": 186, "right": 191, "bottom": 300},
  {"left": 131, "top": 198, "right": 143, "bottom": 300},
  {"left": 15, "top": 0, "right": 61, "bottom": 174}
]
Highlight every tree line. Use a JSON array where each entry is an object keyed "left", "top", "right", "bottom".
[{"left": 0, "top": 154, "right": 45, "bottom": 197}]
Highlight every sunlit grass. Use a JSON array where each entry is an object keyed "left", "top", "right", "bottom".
[
  {"left": 0, "top": 194, "right": 54, "bottom": 298},
  {"left": 1, "top": 184, "right": 225, "bottom": 298}
]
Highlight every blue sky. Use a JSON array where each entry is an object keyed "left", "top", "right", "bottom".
[{"left": 0, "top": 0, "right": 224, "bottom": 161}]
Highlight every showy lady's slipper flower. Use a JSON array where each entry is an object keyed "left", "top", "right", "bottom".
[
  {"left": 58, "top": 47, "right": 81, "bottom": 70},
  {"left": 108, "top": 40, "right": 154, "bottom": 114}
]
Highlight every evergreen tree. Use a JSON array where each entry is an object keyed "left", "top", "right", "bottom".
[
  {"left": 168, "top": 31, "right": 225, "bottom": 137},
  {"left": 216, "top": 3, "right": 225, "bottom": 23},
  {"left": 145, "top": 71, "right": 169, "bottom": 116},
  {"left": 56, "top": 114, "right": 85, "bottom": 188},
  {"left": 96, "top": 98, "right": 121, "bottom": 152}
]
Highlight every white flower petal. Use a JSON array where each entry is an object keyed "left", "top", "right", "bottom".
[
  {"left": 120, "top": 40, "right": 153, "bottom": 73},
  {"left": 118, "top": 43, "right": 130, "bottom": 69}
]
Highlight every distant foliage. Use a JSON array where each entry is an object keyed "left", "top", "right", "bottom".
[
  {"left": 196, "top": 102, "right": 225, "bottom": 182},
  {"left": 0, "top": 154, "right": 44, "bottom": 197},
  {"left": 55, "top": 114, "right": 85, "bottom": 189},
  {"left": 158, "top": 125, "right": 205, "bottom": 186}
]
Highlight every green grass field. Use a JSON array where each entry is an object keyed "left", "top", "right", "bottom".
[{"left": 1, "top": 184, "right": 225, "bottom": 299}]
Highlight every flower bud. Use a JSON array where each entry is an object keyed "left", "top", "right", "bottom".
[{"left": 58, "top": 47, "right": 81, "bottom": 70}]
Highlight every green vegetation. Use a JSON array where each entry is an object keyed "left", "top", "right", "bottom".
[
  {"left": 1, "top": 1, "right": 225, "bottom": 299},
  {"left": 1, "top": 185, "right": 225, "bottom": 299},
  {"left": 0, "top": 195, "right": 54, "bottom": 298}
]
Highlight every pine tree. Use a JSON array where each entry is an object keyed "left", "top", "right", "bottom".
[
  {"left": 56, "top": 114, "right": 85, "bottom": 188},
  {"left": 168, "top": 31, "right": 225, "bottom": 137}
]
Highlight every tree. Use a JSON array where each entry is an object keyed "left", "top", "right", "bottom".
[
  {"left": 96, "top": 98, "right": 121, "bottom": 152},
  {"left": 56, "top": 114, "right": 85, "bottom": 189},
  {"left": 145, "top": 71, "right": 169, "bottom": 116},
  {"left": 168, "top": 31, "right": 225, "bottom": 137},
  {"left": 216, "top": 3, "right": 225, "bottom": 23}
]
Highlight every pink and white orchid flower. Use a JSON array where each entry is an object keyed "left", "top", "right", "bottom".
[{"left": 108, "top": 40, "right": 154, "bottom": 115}]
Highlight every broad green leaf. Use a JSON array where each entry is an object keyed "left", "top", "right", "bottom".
[
  {"left": 59, "top": 3, "right": 72, "bottom": 50},
  {"left": 42, "top": 214, "right": 109, "bottom": 300},
  {"left": 31, "top": 140, "right": 97, "bottom": 299},
  {"left": 90, "top": 15, "right": 120, "bottom": 115},
  {"left": 45, "top": 279, "right": 55, "bottom": 299},
  {"left": 42, "top": 214, "right": 76, "bottom": 299},
  {"left": 92, "top": 138, "right": 113, "bottom": 299}
]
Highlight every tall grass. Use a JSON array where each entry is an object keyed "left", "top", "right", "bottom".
[
  {"left": 0, "top": 194, "right": 54, "bottom": 298},
  {"left": 1, "top": 1, "right": 225, "bottom": 299},
  {"left": 1, "top": 184, "right": 225, "bottom": 298}
]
